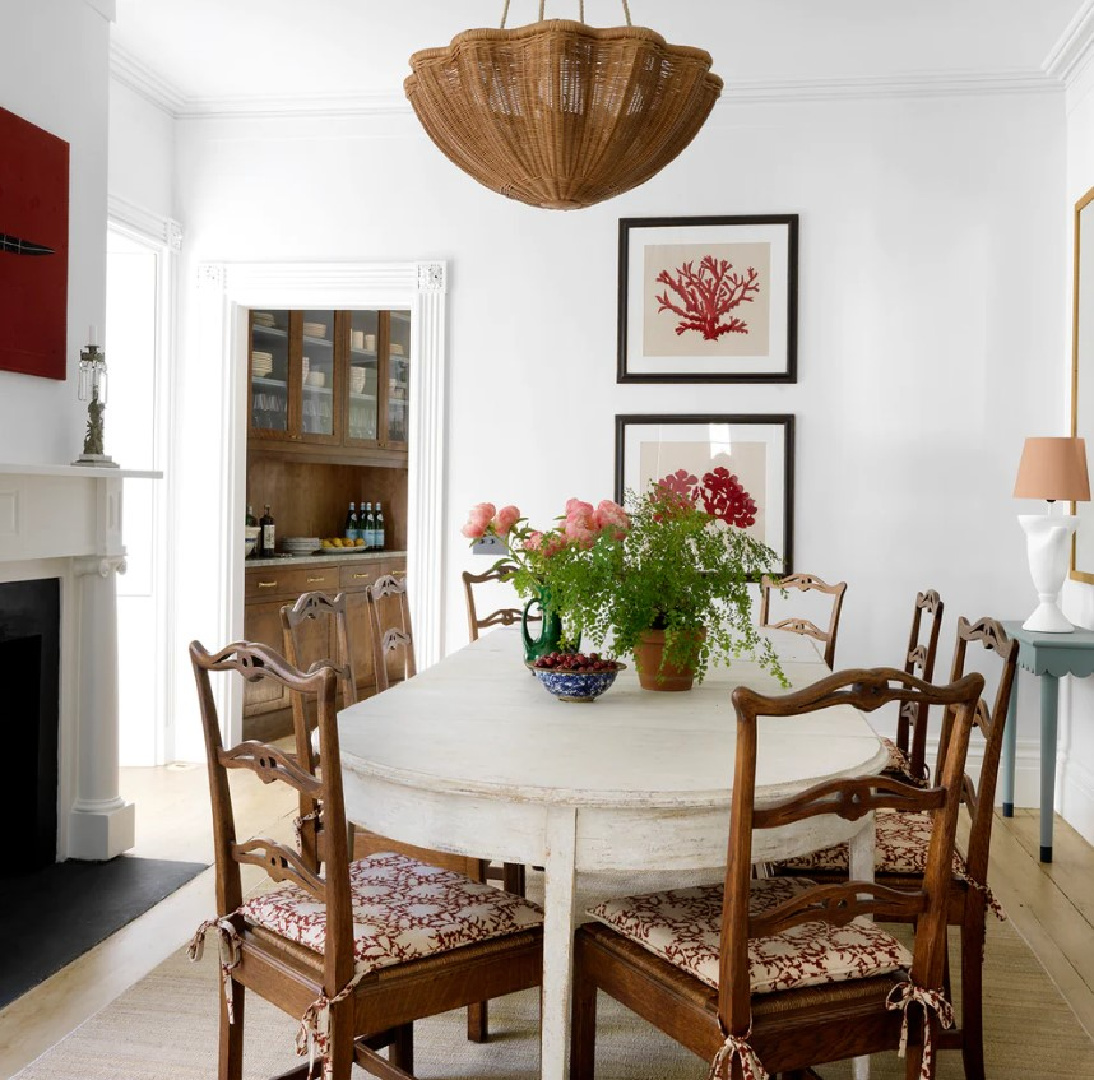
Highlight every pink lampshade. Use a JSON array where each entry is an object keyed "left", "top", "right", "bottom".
[{"left": 1013, "top": 436, "right": 1091, "bottom": 501}]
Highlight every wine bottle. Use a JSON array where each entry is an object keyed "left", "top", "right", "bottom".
[
  {"left": 245, "top": 504, "right": 257, "bottom": 528},
  {"left": 259, "top": 505, "right": 276, "bottom": 558},
  {"left": 363, "top": 501, "right": 375, "bottom": 549},
  {"left": 375, "top": 501, "right": 385, "bottom": 551},
  {"left": 345, "top": 501, "right": 358, "bottom": 541}
]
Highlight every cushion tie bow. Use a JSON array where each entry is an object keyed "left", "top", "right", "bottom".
[
  {"left": 886, "top": 982, "right": 955, "bottom": 1080},
  {"left": 708, "top": 1026, "right": 769, "bottom": 1080},
  {"left": 188, "top": 918, "right": 242, "bottom": 1023},
  {"left": 296, "top": 971, "right": 366, "bottom": 1080}
]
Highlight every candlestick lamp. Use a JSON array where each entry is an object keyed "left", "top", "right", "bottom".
[
  {"left": 72, "top": 325, "right": 118, "bottom": 468},
  {"left": 1014, "top": 435, "right": 1090, "bottom": 632}
]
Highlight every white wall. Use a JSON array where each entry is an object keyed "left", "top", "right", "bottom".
[
  {"left": 107, "top": 78, "right": 175, "bottom": 220},
  {"left": 1058, "top": 61, "right": 1094, "bottom": 845},
  {"left": 0, "top": 0, "right": 112, "bottom": 465},
  {"left": 172, "top": 92, "right": 1065, "bottom": 782}
]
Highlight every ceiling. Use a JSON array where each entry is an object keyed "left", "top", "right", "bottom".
[{"left": 111, "top": 0, "right": 1090, "bottom": 109}]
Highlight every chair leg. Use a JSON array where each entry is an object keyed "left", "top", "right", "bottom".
[
  {"left": 467, "top": 1001, "right": 488, "bottom": 1043},
  {"left": 390, "top": 1022, "right": 414, "bottom": 1074},
  {"left": 570, "top": 938, "right": 598, "bottom": 1080},
  {"left": 960, "top": 902, "right": 987, "bottom": 1080},
  {"left": 326, "top": 997, "right": 355, "bottom": 1080},
  {"left": 503, "top": 861, "right": 526, "bottom": 896},
  {"left": 218, "top": 978, "right": 245, "bottom": 1080}
]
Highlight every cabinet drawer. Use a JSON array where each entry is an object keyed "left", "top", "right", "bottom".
[
  {"left": 340, "top": 562, "right": 381, "bottom": 590},
  {"left": 245, "top": 565, "right": 340, "bottom": 602}
]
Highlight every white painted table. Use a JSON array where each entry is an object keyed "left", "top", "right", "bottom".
[{"left": 338, "top": 628, "right": 886, "bottom": 1080}]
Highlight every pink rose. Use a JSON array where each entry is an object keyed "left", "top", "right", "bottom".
[
  {"left": 523, "top": 530, "right": 544, "bottom": 551},
  {"left": 492, "top": 504, "right": 521, "bottom": 535},
  {"left": 594, "top": 499, "right": 629, "bottom": 533},
  {"left": 564, "top": 518, "right": 596, "bottom": 544},
  {"left": 542, "top": 535, "right": 566, "bottom": 559},
  {"left": 461, "top": 501, "right": 496, "bottom": 539},
  {"left": 565, "top": 498, "right": 595, "bottom": 519}
]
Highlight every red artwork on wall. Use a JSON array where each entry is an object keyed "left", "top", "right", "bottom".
[
  {"left": 0, "top": 108, "right": 69, "bottom": 380},
  {"left": 654, "top": 255, "right": 761, "bottom": 341}
]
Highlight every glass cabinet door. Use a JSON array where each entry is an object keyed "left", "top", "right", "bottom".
[
  {"left": 300, "top": 309, "right": 336, "bottom": 440},
  {"left": 250, "top": 309, "right": 291, "bottom": 436},
  {"left": 385, "top": 309, "right": 411, "bottom": 447},
  {"left": 347, "top": 311, "right": 380, "bottom": 444}
]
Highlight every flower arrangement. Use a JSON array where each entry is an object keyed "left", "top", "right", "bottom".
[{"left": 461, "top": 468, "right": 784, "bottom": 687}]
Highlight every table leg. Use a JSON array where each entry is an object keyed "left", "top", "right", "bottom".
[
  {"left": 1039, "top": 673, "right": 1059, "bottom": 863},
  {"left": 541, "top": 805, "right": 578, "bottom": 1080},
  {"left": 849, "top": 813, "right": 875, "bottom": 1080},
  {"left": 1001, "top": 670, "right": 1019, "bottom": 817}
]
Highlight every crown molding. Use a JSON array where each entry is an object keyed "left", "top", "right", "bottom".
[
  {"left": 175, "top": 89, "right": 410, "bottom": 120},
  {"left": 107, "top": 195, "right": 182, "bottom": 251},
  {"left": 724, "top": 68, "right": 1061, "bottom": 104},
  {"left": 1044, "top": 0, "right": 1094, "bottom": 83},
  {"left": 109, "top": 43, "right": 186, "bottom": 116}
]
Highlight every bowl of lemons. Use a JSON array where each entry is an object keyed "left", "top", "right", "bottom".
[{"left": 320, "top": 537, "right": 368, "bottom": 553}]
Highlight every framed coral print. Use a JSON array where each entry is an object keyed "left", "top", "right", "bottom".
[
  {"left": 617, "top": 214, "right": 798, "bottom": 383},
  {"left": 615, "top": 413, "right": 794, "bottom": 574},
  {"left": 0, "top": 108, "right": 69, "bottom": 380}
]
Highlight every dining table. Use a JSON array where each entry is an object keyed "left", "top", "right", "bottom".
[{"left": 337, "top": 626, "right": 887, "bottom": 1080}]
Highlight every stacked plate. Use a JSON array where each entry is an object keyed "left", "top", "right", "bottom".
[
  {"left": 302, "top": 321, "right": 327, "bottom": 339},
  {"left": 350, "top": 366, "right": 369, "bottom": 394},
  {"left": 253, "top": 312, "right": 276, "bottom": 328},
  {"left": 283, "top": 536, "right": 321, "bottom": 556},
  {"left": 251, "top": 350, "right": 273, "bottom": 378}
]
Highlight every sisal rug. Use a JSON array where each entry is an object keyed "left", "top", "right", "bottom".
[{"left": 13, "top": 918, "right": 1093, "bottom": 1079}]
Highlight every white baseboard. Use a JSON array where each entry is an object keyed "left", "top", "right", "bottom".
[
  {"left": 1060, "top": 757, "right": 1094, "bottom": 846},
  {"left": 904, "top": 733, "right": 1043, "bottom": 808}
]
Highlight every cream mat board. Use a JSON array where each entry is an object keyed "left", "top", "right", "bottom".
[{"left": 13, "top": 917, "right": 1094, "bottom": 1079}]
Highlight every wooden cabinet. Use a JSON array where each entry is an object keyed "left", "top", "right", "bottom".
[
  {"left": 249, "top": 308, "right": 409, "bottom": 464},
  {"left": 241, "top": 554, "right": 406, "bottom": 741}
]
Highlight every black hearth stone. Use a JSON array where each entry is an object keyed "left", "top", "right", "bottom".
[{"left": 0, "top": 855, "right": 206, "bottom": 1007}]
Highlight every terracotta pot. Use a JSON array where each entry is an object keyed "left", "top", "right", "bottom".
[{"left": 633, "top": 627, "right": 705, "bottom": 692}]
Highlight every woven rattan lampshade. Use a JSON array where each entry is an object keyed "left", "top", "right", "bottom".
[{"left": 404, "top": 18, "right": 723, "bottom": 210}]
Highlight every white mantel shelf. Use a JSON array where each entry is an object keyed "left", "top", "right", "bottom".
[
  {"left": 0, "top": 463, "right": 160, "bottom": 479},
  {"left": 0, "top": 464, "right": 160, "bottom": 862}
]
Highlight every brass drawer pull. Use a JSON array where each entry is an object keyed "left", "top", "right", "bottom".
[
  {"left": 307, "top": 576, "right": 326, "bottom": 583},
  {"left": 257, "top": 581, "right": 278, "bottom": 589},
  {"left": 352, "top": 573, "right": 370, "bottom": 580}
]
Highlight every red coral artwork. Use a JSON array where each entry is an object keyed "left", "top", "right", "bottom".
[
  {"left": 0, "top": 108, "right": 70, "bottom": 380},
  {"left": 654, "top": 255, "right": 761, "bottom": 341}
]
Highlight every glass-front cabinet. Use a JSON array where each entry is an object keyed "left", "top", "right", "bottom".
[{"left": 248, "top": 308, "right": 410, "bottom": 457}]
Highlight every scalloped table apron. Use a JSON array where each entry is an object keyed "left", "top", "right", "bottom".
[{"left": 338, "top": 627, "right": 887, "bottom": 1080}]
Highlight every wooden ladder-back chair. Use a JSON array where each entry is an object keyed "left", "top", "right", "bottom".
[
  {"left": 462, "top": 565, "right": 538, "bottom": 641},
  {"left": 572, "top": 666, "right": 984, "bottom": 1080},
  {"left": 882, "top": 589, "right": 946, "bottom": 786},
  {"left": 759, "top": 573, "right": 848, "bottom": 668},
  {"left": 188, "top": 640, "right": 543, "bottom": 1080},
  {"left": 368, "top": 574, "right": 416, "bottom": 693},
  {"left": 776, "top": 617, "right": 1017, "bottom": 1080}
]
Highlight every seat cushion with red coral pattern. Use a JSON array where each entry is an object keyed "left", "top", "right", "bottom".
[
  {"left": 586, "top": 876, "right": 911, "bottom": 995},
  {"left": 778, "top": 809, "right": 967, "bottom": 878},
  {"left": 879, "top": 736, "right": 928, "bottom": 786},
  {"left": 238, "top": 852, "right": 542, "bottom": 975}
]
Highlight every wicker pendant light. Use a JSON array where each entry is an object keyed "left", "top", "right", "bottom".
[{"left": 404, "top": 1, "right": 723, "bottom": 210}]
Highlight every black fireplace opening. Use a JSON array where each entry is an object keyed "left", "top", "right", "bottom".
[{"left": 0, "top": 578, "right": 60, "bottom": 874}]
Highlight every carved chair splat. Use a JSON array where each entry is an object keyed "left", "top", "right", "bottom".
[
  {"left": 759, "top": 573, "right": 848, "bottom": 668},
  {"left": 891, "top": 589, "right": 946, "bottom": 784},
  {"left": 367, "top": 574, "right": 415, "bottom": 693},
  {"left": 462, "top": 565, "right": 539, "bottom": 642}
]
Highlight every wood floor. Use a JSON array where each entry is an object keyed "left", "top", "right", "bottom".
[{"left": 1, "top": 768, "right": 1092, "bottom": 1077}]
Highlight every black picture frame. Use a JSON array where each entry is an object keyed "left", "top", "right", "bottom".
[
  {"left": 614, "top": 413, "right": 795, "bottom": 575},
  {"left": 617, "top": 214, "right": 799, "bottom": 384}
]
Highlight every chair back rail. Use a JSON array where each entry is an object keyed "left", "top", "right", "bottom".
[
  {"left": 719, "top": 666, "right": 984, "bottom": 1039},
  {"left": 758, "top": 573, "right": 848, "bottom": 668},
  {"left": 896, "top": 589, "right": 945, "bottom": 778},
  {"left": 368, "top": 573, "right": 416, "bottom": 691},
  {"left": 281, "top": 590, "right": 358, "bottom": 708},
  {"left": 190, "top": 639, "right": 355, "bottom": 998},
  {"left": 934, "top": 616, "right": 1018, "bottom": 888},
  {"left": 462, "top": 564, "right": 538, "bottom": 642}
]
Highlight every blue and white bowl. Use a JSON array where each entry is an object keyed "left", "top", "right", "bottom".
[{"left": 530, "top": 662, "right": 625, "bottom": 703}]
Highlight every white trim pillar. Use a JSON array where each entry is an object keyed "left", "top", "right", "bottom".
[{"left": 69, "top": 544, "right": 133, "bottom": 859}]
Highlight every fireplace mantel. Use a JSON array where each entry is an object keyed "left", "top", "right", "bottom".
[{"left": 0, "top": 463, "right": 160, "bottom": 861}]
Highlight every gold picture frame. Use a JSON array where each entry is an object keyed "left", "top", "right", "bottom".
[{"left": 1071, "top": 184, "right": 1094, "bottom": 583}]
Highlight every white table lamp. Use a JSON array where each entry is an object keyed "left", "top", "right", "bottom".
[{"left": 1014, "top": 436, "right": 1090, "bottom": 632}]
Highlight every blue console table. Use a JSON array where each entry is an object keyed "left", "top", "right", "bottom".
[{"left": 1001, "top": 620, "right": 1094, "bottom": 862}]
